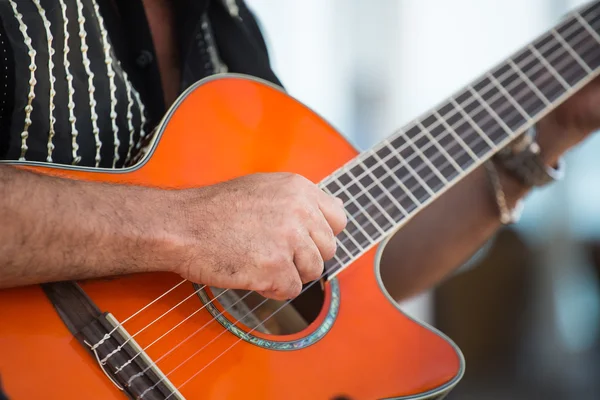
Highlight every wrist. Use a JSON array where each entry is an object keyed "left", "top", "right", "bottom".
[
  {"left": 141, "top": 188, "right": 197, "bottom": 275},
  {"left": 535, "top": 115, "right": 570, "bottom": 167},
  {"left": 149, "top": 186, "right": 218, "bottom": 279},
  {"left": 105, "top": 185, "right": 191, "bottom": 276}
]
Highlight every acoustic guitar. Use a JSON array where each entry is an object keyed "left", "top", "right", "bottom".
[{"left": 1, "top": 2, "right": 600, "bottom": 399}]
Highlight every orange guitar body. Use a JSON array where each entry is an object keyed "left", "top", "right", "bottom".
[{"left": 0, "top": 75, "right": 463, "bottom": 399}]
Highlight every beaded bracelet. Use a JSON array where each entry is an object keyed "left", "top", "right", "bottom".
[{"left": 484, "top": 160, "right": 525, "bottom": 225}]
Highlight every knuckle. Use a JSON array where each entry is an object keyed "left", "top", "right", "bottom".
[
  {"left": 288, "top": 277, "right": 302, "bottom": 298},
  {"left": 266, "top": 274, "right": 301, "bottom": 300},
  {"left": 321, "top": 233, "right": 337, "bottom": 260},
  {"left": 255, "top": 279, "right": 276, "bottom": 293},
  {"left": 298, "top": 248, "right": 324, "bottom": 283},
  {"left": 284, "top": 226, "right": 304, "bottom": 246},
  {"left": 307, "top": 259, "right": 324, "bottom": 282},
  {"left": 291, "top": 202, "right": 311, "bottom": 219},
  {"left": 260, "top": 250, "right": 288, "bottom": 270}
]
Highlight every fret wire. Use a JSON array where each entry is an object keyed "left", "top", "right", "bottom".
[
  {"left": 336, "top": 88, "right": 550, "bottom": 255},
  {"left": 492, "top": 63, "right": 547, "bottom": 118},
  {"left": 560, "top": 15, "right": 600, "bottom": 69},
  {"left": 324, "top": 18, "right": 586, "bottom": 189},
  {"left": 415, "top": 120, "right": 462, "bottom": 172},
  {"left": 330, "top": 14, "right": 598, "bottom": 267},
  {"left": 352, "top": 144, "right": 438, "bottom": 212},
  {"left": 331, "top": 66, "right": 544, "bottom": 201},
  {"left": 322, "top": 181, "right": 376, "bottom": 249},
  {"left": 507, "top": 59, "right": 552, "bottom": 106},
  {"left": 338, "top": 90, "right": 543, "bottom": 233},
  {"left": 322, "top": 188, "right": 377, "bottom": 250},
  {"left": 334, "top": 236, "right": 356, "bottom": 261},
  {"left": 383, "top": 139, "right": 436, "bottom": 196},
  {"left": 326, "top": 13, "right": 600, "bottom": 278},
  {"left": 537, "top": 31, "right": 589, "bottom": 87},
  {"left": 446, "top": 109, "right": 491, "bottom": 160},
  {"left": 332, "top": 65, "right": 552, "bottom": 200},
  {"left": 551, "top": 28, "right": 593, "bottom": 73},
  {"left": 332, "top": 254, "right": 346, "bottom": 269},
  {"left": 521, "top": 25, "right": 588, "bottom": 102},
  {"left": 575, "top": 13, "right": 600, "bottom": 43},
  {"left": 325, "top": 179, "right": 373, "bottom": 253},
  {"left": 336, "top": 228, "right": 365, "bottom": 255},
  {"left": 330, "top": 142, "right": 430, "bottom": 204},
  {"left": 402, "top": 129, "right": 449, "bottom": 185},
  {"left": 486, "top": 72, "right": 533, "bottom": 122},
  {"left": 333, "top": 145, "right": 442, "bottom": 228},
  {"left": 336, "top": 106, "right": 516, "bottom": 257},
  {"left": 449, "top": 99, "right": 498, "bottom": 150},
  {"left": 433, "top": 107, "right": 481, "bottom": 160},
  {"left": 321, "top": 180, "right": 378, "bottom": 247},
  {"left": 342, "top": 221, "right": 371, "bottom": 249},
  {"left": 323, "top": 15, "right": 589, "bottom": 192},
  {"left": 501, "top": 13, "right": 591, "bottom": 93},
  {"left": 545, "top": 20, "right": 596, "bottom": 65},
  {"left": 518, "top": 56, "right": 564, "bottom": 104},
  {"left": 467, "top": 86, "right": 514, "bottom": 135},
  {"left": 369, "top": 148, "right": 422, "bottom": 207},
  {"left": 518, "top": 48, "right": 563, "bottom": 85},
  {"left": 528, "top": 44, "right": 571, "bottom": 89},
  {"left": 330, "top": 174, "right": 386, "bottom": 236},
  {"left": 355, "top": 155, "right": 410, "bottom": 218},
  {"left": 331, "top": 221, "right": 362, "bottom": 258},
  {"left": 339, "top": 219, "right": 372, "bottom": 250},
  {"left": 341, "top": 165, "right": 398, "bottom": 227}
]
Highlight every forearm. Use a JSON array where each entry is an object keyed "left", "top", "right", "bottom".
[
  {"left": 0, "top": 165, "right": 175, "bottom": 288},
  {"left": 379, "top": 118, "right": 566, "bottom": 302},
  {"left": 379, "top": 163, "right": 527, "bottom": 301}
]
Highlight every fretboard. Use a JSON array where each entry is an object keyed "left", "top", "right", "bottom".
[{"left": 322, "top": 1, "right": 600, "bottom": 278}]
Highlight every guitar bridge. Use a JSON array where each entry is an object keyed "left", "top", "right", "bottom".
[{"left": 79, "top": 312, "right": 184, "bottom": 400}]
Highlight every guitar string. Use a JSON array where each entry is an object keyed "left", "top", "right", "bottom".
[
  {"left": 147, "top": 46, "right": 600, "bottom": 400},
  {"left": 90, "top": 9, "right": 600, "bottom": 394},
  {"left": 321, "top": 25, "right": 599, "bottom": 267},
  {"left": 327, "top": 20, "right": 599, "bottom": 252},
  {"left": 97, "top": 13, "right": 596, "bottom": 370},
  {"left": 111, "top": 28, "right": 600, "bottom": 388},
  {"left": 108, "top": 25, "right": 583, "bottom": 368},
  {"left": 128, "top": 17, "right": 600, "bottom": 396},
  {"left": 170, "top": 66, "right": 600, "bottom": 398},
  {"left": 101, "top": 284, "right": 223, "bottom": 365},
  {"left": 320, "top": 5, "right": 600, "bottom": 195},
  {"left": 90, "top": 278, "right": 188, "bottom": 351},
  {"left": 322, "top": 18, "right": 595, "bottom": 197},
  {"left": 130, "top": 289, "right": 260, "bottom": 390},
  {"left": 113, "top": 290, "right": 256, "bottom": 373},
  {"left": 155, "top": 62, "right": 589, "bottom": 397}
]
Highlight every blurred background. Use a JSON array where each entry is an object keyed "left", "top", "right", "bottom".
[{"left": 246, "top": 0, "right": 600, "bottom": 399}]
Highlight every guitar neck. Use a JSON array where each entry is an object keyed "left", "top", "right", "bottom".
[{"left": 323, "top": 1, "right": 600, "bottom": 278}]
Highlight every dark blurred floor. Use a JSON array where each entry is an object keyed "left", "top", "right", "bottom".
[{"left": 436, "top": 229, "right": 600, "bottom": 400}]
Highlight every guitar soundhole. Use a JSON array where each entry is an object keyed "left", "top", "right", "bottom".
[{"left": 208, "top": 280, "right": 326, "bottom": 335}]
